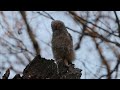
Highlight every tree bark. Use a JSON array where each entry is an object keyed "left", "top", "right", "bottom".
[{"left": 3, "top": 55, "right": 82, "bottom": 79}]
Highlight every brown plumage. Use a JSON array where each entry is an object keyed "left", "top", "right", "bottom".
[{"left": 51, "top": 20, "right": 75, "bottom": 66}]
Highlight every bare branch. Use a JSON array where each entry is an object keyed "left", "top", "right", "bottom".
[
  {"left": 36, "top": 11, "right": 55, "bottom": 20},
  {"left": 2, "top": 68, "right": 10, "bottom": 79},
  {"left": 99, "top": 60, "right": 120, "bottom": 79},
  {"left": 113, "top": 11, "right": 120, "bottom": 37},
  {"left": 68, "top": 11, "right": 119, "bottom": 37},
  {"left": 20, "top": 11, "right": 40, "bottom": 55}
]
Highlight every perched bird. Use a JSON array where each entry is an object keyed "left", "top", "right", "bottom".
[{"left": 51, "top": 20, "right": 75, "bottom": 67}]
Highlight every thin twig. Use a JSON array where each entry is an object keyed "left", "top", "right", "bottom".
[
  {"left": 36, "top": 11, "right": 55, "bottom": 20},
  {"left": 99, "top": 60, "right": 120, "bottom": 79},
  {"left": 113, "top": 11, "right": 120, "bottom": 37}
]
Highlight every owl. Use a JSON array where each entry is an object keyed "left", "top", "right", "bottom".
[{"left": 51, "top": 20, "right": 75, "bottom": 67}]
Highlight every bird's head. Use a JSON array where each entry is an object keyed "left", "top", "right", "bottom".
[{"left": 51, "top": 20, "right": 66, "bottom": 32}]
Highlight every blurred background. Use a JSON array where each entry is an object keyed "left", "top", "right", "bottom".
[{"left": 0, "top": 11, "right": 120, "bottom": 79}]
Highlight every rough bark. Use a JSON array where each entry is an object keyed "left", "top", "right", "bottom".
[{"left": 3, "top": 55, "right": 82, "bottom": 79}]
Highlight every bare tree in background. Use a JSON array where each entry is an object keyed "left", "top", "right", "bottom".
[{"left": 0, "top": 11, "right": 120, "bottom": 79}]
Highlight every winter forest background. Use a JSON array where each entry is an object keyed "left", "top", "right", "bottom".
[{"left": 0, "top": 11, "right": 120, "bottom": 79}]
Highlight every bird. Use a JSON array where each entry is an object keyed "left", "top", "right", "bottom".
[{"left": 51, "top": 20, "right": 75, "bottom": 67}]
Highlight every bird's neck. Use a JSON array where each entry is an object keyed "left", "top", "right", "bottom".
[{"left": 53, "top": 30, "right": 68, "bottom": 35}]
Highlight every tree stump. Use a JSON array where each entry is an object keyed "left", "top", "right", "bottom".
[{"left": 3, "top": 55, "right": 82, "bottom": 79}]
